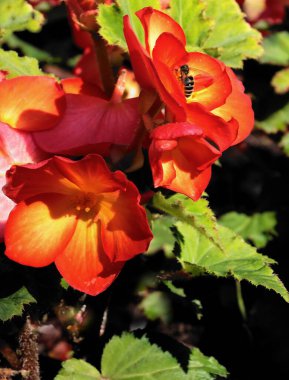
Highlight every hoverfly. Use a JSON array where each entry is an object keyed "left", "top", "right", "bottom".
[{"left": 175, "top": 64, "right": 194, "bottom": 98}]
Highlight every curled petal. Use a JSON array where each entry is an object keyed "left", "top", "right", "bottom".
[
  {"left": 0, "top": 176, "right": 15, "bottom": 241},
  {"left": 213, "top": 67, "right": 254, "bottom": 145},
  {"left": 0, "top": 76, "right": 66, "bottom": 131},
  {"left": 5, "top": 194, "right": 78, "bottom": 267},
  {"left": 136, "top": 7, "right": 186, "bottom": 54}
]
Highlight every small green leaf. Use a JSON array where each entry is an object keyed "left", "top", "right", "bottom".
[
  {"left": 55, "top": 359, "right": 101, "bottom": 380},
  {"left": 97, "top": 0, "right": 160, "bottom": 50},
  {"left": 140, "top": 291, "right": 172, "bottom": 323},
  {"left": 0, "top": 0, "right": 44, "bottom": 37},
  {"left": 261, "top": 32, "right": 289, "bottom": 66},
  {"left": 271, "top": 67, "right": 289, "bottom": 94},
  {"left": 163, "top": 280, "right": 186, "bottom": 298},
  {"left": 152, "top": 193, "right": 222, "bottom": 251},
  {"left": 147, "top": 215, "right": 175, "bottom": 257},
  {"left": 0, "top": 287, "right": 36, "bottom": 322},
  {"left": 256, "top": 102, "right": 289, "bottom": 134},
  {"left": 219, "top": 211, "right": 277, "bottom": 249},
  {"left": 187, "top": 348, "right": 228, "bottom": 379},
  {"left": 168, "top": 0, "right": 263, "bottom": 68},
  {"left": 0, "top": 49, "right": 43, "bottom": 77},
  {"left": 175, "top": 221, "right": 289, "bottom": 302},
  {"left": 101, "top": 333, "right": 186, "bottom": 380}
]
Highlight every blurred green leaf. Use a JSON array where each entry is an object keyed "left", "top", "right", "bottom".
[
  {"left": 97, "top": 0, "right": 160, "bottom": 50},
  {"left": 0, "top": 0, "right": 44, "bottom": 38},
  {"left": 280, "top": 133, "right": 289, "bottom": 156},
  {"left": 0, "top": 48, "right": 43, "bottom": 77},
  {"left": 271, "top": 67, "right": 289, "bottom": 94},
  {"left": 4, "top": 34, "right": 57, "bottom": 63},
  {"left": 168, "top": 0, "right": 263, "bottom": 67},
  {"left": 261, "top": 32, "right": 289, "bottom": 66},
  {"left": 140, "top": 291, "right": 172, "bottom": 323},
  {"left": 256, "top": 102, "right": 289, "bottom": 134},
  {"left": 219, "top": 211, "right": 277, "bottom": 249},
  {"left": 187, "top": 348, "right": 228, "bottom": 379},
  {"left": 0, "top": 287, "right": 36, "bottom": 322},
  {"left": 101, "top": 333, "right": 186, "bottom": 380},
  {"left": 56, "top": 359, "right": 101, "bottom": 380}
]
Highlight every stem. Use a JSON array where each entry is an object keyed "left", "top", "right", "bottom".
[
  {"left": 91, "top": 32, "right": 115, "bottom": 98},
  {"left": 236, "top": 280, "right": 247, "bottom": 321}
]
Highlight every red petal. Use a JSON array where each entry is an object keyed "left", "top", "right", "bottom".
[
  {"left": 33, "top": 94, "right": 141, "bottom": 156},
  {"left": 136, "top": 7, "right": 186, "bottom": 55},
  {"left": 0, "top": 76, "right": 66, "bottom": 131},
  {"left": 61, "top": 77, "right": 105, "bottom": 98},
  {"left": 100, "top": 177, "right": 153, "bottom": 262},
  {"left": 123, "top": 15, "right": 157, "bottom": 90},
  {"left": 5, "top": 194, "right": 77, "bottom": 267},
  {"left": 0, "top": 176, "right": 15, "bottom": 241},
  {"left": 74, "top": 47, "right": 102, "bottom": 88},
  {"left": 0, "top": 122, "right": 47, "bottom": 175},
  {"left": 4, "top": 157, "right": 80, "bottom": 203},
  {"left": 213, "top": 67, "right": 254, "bottom": 145},
  {"left": 185, "top": 104, "right": 238, "bottom": 151},
  {"left": 55, "top": 218, "right": 124, "bottom": 295}
]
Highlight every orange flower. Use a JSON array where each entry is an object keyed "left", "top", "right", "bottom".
[{"left": 4, "top": 154, "right": 152, "bottom": 295}]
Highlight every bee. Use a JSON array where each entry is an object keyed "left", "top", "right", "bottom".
[{"left": 176, "top": 64, "right": 194, "bottom": 98}]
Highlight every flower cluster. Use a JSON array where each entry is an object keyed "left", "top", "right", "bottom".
[{"left": 0, "top": 5, "right": 253, "bottom": 295}]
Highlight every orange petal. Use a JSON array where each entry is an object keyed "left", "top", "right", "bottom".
[
  {"left": 55, "top": 218, "right": 124, "bottom": 295},
  {"left": 61, "top": 77, "right": 105, "bottom": 98},
  {"left": 99, "top": 177, "right": 153, "bottom": 262},
  {"left": 5, "top": 194, "right": 77, "bottom": 267},
  {"left": 0, "top": 76, "right": 66, "bottom": 131},
  {"left": 213, "top": 67, "right": 254, "bottom": 145}
]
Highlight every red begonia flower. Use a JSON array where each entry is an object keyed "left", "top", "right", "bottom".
[
  {"left": 0, "top": 76, "right": 66, "bottom": 132},
  {"left": 0, "top": 122, "right": 47, "bottom": 240},
  {"left": 33, "top": 71, "right": 141, "bottom": 156},
  {"left": 124, "top": 7, "right": 254, "bottom": 151},
  {"left": 149, "top": 122, "right": 221, "bottom": 200},
  {"left": 4, "top": 154, "right": 152, "bottom": 295}
]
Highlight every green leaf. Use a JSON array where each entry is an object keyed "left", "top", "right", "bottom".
[
  {"left": 152, "top": 193, "right": 222, "bottom": 252},
  {"left": 0, "top": 287, "right": 36, "bottom": 322},
  {"left": 140, "top": 291, "right": 172, "bottom": 323},
  {"left": 147, "top": 215, "right": 175, "bottom": 257},
  {"left": 260, "top": 32, "right": 289, "bottom": 66},
  {"left": 168, "top": 0, "right": 263, "bottom": 68},
  {"left": 271, "top": 68, "right": 289, "bottom": 94},
  {"left": 101, "top": 333, "right": 186, "bottom": 380},
  {"left": 97, "top": 0, "right": 160, "bottom": 51},
  {"left": 175, "top": 221, "right": 289, "bottom": 302},
  {"left": 187, "top": 348, "right": 228, "bottom": 380},
  {"left": 0, "top": 49, "right": 43, "bottom": 78},
  {"left": 55, "top": 359, "right": 101, "bottom": 380},
  {"left": 256, "top": 102, "right": 289, "bottom": 134},
  {"left": 219, "top": 211, "right": 277, "bottom": 249},
  {"left": 279, "top": 133, "right": 289, "bottom": 157},
  {"left": 0, "top": 0, "right": 44, "bottom": 37}
]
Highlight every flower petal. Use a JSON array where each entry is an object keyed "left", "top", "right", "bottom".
[
  {"left": 0, "top": 76, "right": 66, "bottom": 131},
  {"left": 61, "top": 77, "right": 105, "bottom": 98},
  {"left": 136, "top": 7, "right": 186, "bottom": 54},
  {"left": 0, "top": 176, "right": 15, "bottom": 241},
  {"left": 33, "top": 94, "right": 141, "bottom": 156},
  {"left": 5, "top": 194, "right": 77, "bottom": 267},
  {"left": 213, "top": 67, "right": 254, "bottom": 145},
  {"left": 100, "top": 174, "right": 153, "bottom": 262},
  {"left": 55, "top": 218, "right": 124, "bottom": 295}
]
